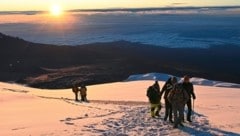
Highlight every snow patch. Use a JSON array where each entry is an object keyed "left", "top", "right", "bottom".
[
  {"left": 125, "top": 73, "right": 240, "bottom": 88},
  {"left": 126, "top": 73, "right": 174, "bottom": 81}
]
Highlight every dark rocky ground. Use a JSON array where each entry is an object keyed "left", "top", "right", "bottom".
[{"left": 0, "top": 32, "right": 240, "bottom": 89}]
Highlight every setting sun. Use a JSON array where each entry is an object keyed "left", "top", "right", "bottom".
[{"left": 50, "top": 4, "right": 62, "bottom": 16}]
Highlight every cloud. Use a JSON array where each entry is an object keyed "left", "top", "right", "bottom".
[
  {"left": 0, "top": 11, "right": 46, "bottom": 15},
  {"left": 171, "top": 3, "right": 187, "bottom": 6},
  {"left": 0, "top": 6, "right": 240, "bottom": 15}
]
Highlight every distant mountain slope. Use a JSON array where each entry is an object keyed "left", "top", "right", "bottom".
[
  {"left": 126, "top": 73, "right": 240, "bottom": 88},
  {"left": 0, "top": 32, "right": 240, "bottom": 88}
]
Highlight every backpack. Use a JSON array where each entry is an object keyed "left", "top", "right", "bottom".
[
  {"left": 168, "top": 83, "right": 189, "bottom": 104},
  {"left": 147, "top": 86, "right": 160, "bottom": 104}
]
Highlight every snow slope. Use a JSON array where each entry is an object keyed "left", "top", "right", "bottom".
[
  {"left": 0, "top": 81, "right": 240, "bottom": 136},
  {"left": 126, "top": 73, "right": 240, "bottom": 88}
]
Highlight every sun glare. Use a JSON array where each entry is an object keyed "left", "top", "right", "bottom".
[{"left": 50, "top": 4, "right": 62, "bottom": 16}]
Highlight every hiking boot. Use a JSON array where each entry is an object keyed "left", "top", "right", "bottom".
[
  {"left": 181, "top": 116, "right": 185, "bottom": 122},
  {"left": 173, "top": 125, "right": 178, "bottom": 129},
  {"left": 179, "top": 123, "right": 184, "bottom": 127},
  {"left": 151, "top": 110, "right": 155, "bottom": 118},
  {"left": 187, "top": 118, "right": 192, "bottom": 122},
  {"left": 155, "top": 113, "right": 160, "bottom": 117}
]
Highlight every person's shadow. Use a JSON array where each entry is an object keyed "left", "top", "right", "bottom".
[{"left": 181, "top": 111, "right": 240, "bottom": 136}]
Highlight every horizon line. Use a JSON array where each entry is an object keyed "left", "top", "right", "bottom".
[{"left": 0, "top": 5, "right": 240, "bottom": 13}]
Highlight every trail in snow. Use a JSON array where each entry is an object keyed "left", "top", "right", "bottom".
[{"left": 56, "top": 98, "right": 240, "bottom": 136}]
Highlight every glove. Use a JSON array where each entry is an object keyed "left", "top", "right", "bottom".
[{"left": 193, "top": 96, "right": 196, "bottom": 100}]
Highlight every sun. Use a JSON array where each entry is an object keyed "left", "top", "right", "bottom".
[{"left": 50, "top": 4, "right": 62, "bottom": 16}]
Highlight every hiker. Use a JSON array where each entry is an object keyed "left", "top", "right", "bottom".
[
  {"left": 72, "top": 84, "right": 79, "bottom": 101},
  {"left": 146, "top": 81, "right": 161, "bottom": 118},
  {"left": 80, "top": 84, "right": 88, "bottom": 102},
  {"left": 160, "top": 77, "right": 177, "bottom": 123},
  {"left": 168, "top": 82, "right": 189, "bottom": 128},
  {"left": 182, "top": 75, "right": 196, "bottom": 122}
]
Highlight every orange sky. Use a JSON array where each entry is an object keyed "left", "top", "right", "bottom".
[{"left": 0, "top": 0, "right": 240, "bottom": 11}]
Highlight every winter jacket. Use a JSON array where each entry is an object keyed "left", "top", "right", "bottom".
[
  {"left": 182, "top": 82, "right": 196, "bottom": 99},
  {"left": 167, "top": 83, "right": 189, "bottom": 106},
  {"left": 160, "top": 82, "right": 174, "bottom": 99},
  {"left": 80, "top": 87, "right": 87, "bottom": 96},
  {"left": 72, "top": 87, "right": 79, "bottom": 94},
  {"left": 147, "top": 86, "right": 161, "bottom": 104}
]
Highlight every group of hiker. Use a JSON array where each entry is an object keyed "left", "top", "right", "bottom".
[
  {"left": 72, "top": 84, "right": 88, "bottom": 102},
  {"left": 71, "top": 75, "right": 196, "bottom": 128},
  {"left": 147, "top": 75, "right": 196, "bottom": 128}
]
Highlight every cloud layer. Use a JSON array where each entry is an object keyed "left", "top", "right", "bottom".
[{"left": 0, "top": 6, "right": 240, "bottom": 48}]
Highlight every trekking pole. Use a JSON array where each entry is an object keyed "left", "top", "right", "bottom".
[{"left": 192, "top": 99, "right": 195, "bottom": 121}]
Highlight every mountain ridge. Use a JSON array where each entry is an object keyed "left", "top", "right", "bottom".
[{"left": 1, "top": 32, "right": 240, "bottom": 88}]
